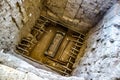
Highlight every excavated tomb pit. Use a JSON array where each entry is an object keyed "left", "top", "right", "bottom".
[{"left": 15, "top": 16, "right": 86, "bottom": 76}]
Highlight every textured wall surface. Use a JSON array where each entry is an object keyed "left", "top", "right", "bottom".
[
  {"left": 0, "top": 50, "right": 85, "bottom": 80},
  {"left": 0, "top": 0, "right": 41, "bottom": 52},
  {"left": 73, "top": 3, "right": 120, "bottom": 80},
  {"left": 44, "top": 0, "right": 118, "bottom": 33}
]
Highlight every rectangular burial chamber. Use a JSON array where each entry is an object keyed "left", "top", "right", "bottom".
[{"left": 15, "top": 16, "right": 85, "bottom": 76}]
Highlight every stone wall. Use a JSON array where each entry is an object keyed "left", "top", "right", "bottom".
[
  {"left": 0, "top": 0, "right": 42, "bottom": 52},
  {"left": 73, "top": 3, "right": 120, "bottom": 80},
  {"left": 43, "top": 0, "right": 118, "bottom": 33}
]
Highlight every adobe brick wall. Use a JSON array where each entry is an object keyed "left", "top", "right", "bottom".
[{"left": 44, "top": 0, "right": 118, "bottom": 33}]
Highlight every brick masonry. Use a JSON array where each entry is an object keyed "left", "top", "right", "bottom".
[{"left": 44, "top": 0, "right": 118, "bottom": 33}]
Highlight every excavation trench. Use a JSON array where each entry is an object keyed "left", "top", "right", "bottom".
[{"left": 0, "top": 0, "right": 120, "bottom": 79}]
